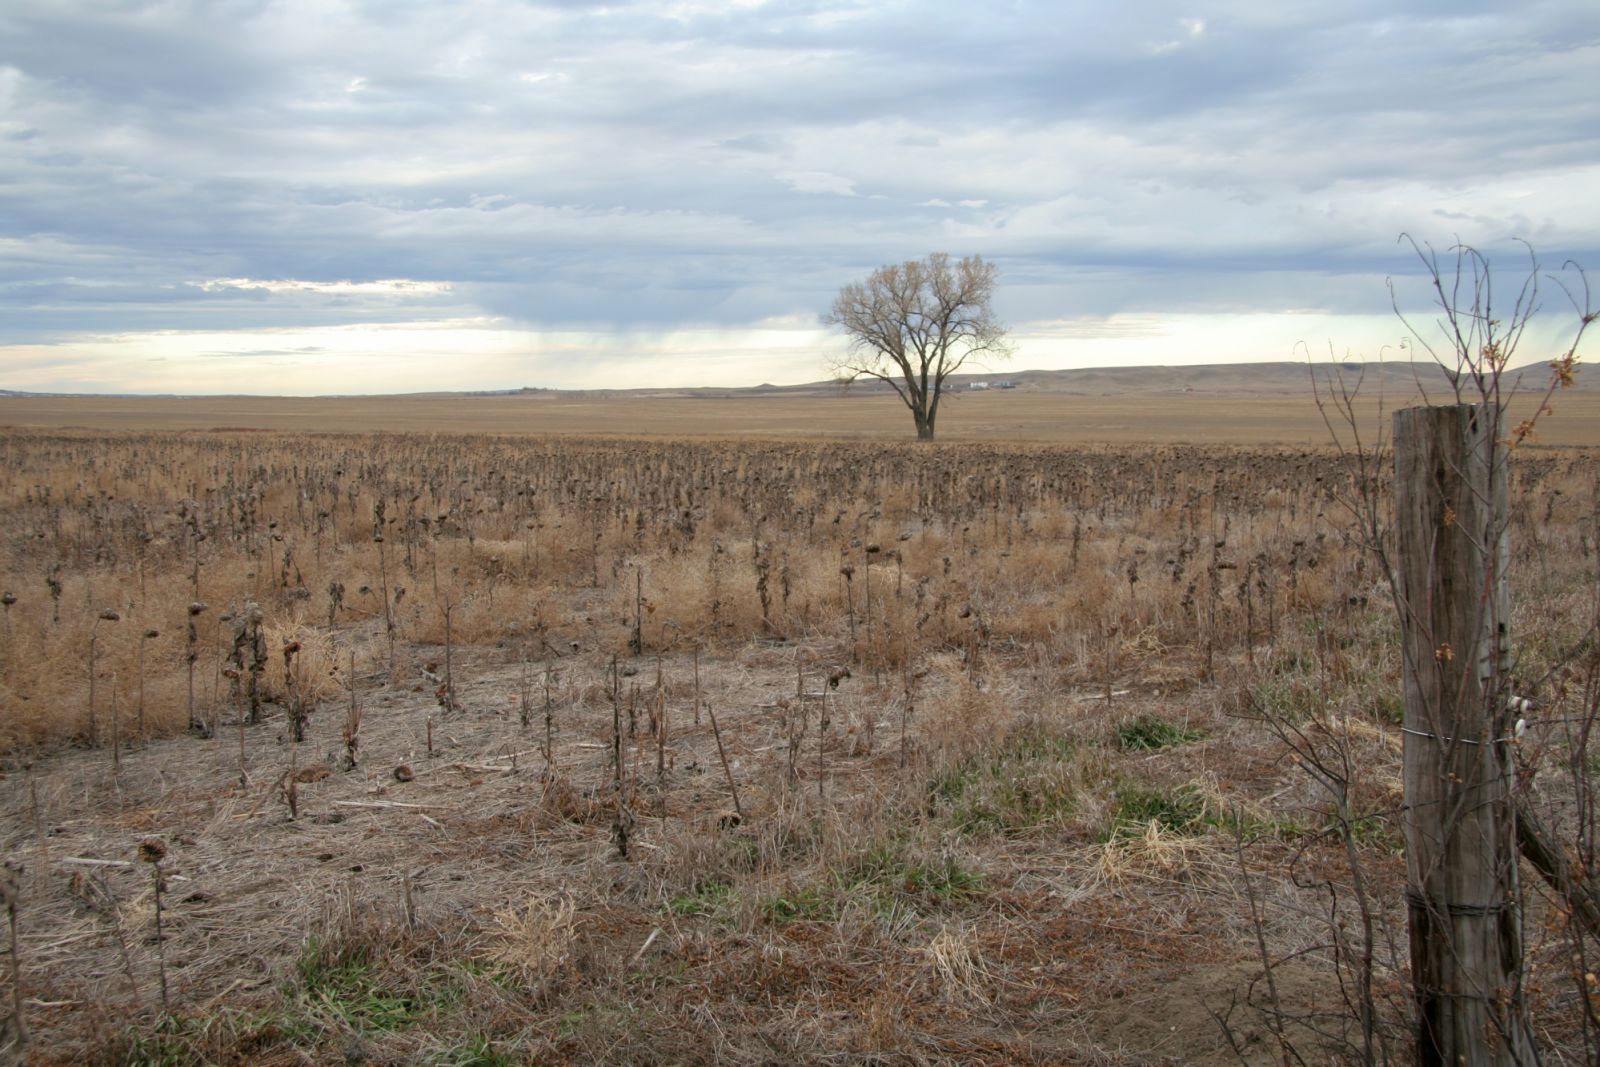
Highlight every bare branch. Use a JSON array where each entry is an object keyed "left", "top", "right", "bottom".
[{"left": 825, "top": 253, "right": 1012, "bottom": 440}]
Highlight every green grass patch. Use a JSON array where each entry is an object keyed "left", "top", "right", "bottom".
[
  {"left": 1343, "top": 813, "right": 1404, "bottom": 854},
  {"left": 761, "top": 884, "right": 831, "bottom": 922},
  {"left": 762, "top": 839, "right": 985, "bottom": 923},
  {"left": 929, "top": 761, "right": 981, "bottom": 805},
  {"left": 110, "top": 934, "right": 446, "bottom": 1064},
  {"left": 115, "top": 956, "right": 536, "bottom": 1067},
  {"left": 1108, "top": 783, "right": 1209, "bottom": 838},
  {"left": 294, "top": 935, "right": 424, "bottom": 1033},
  {"left": 665, "top": 879, "right": 735, "bottom": 916},
  {"left": 1106, "top": 780, "right": 1316, "bottom": 844},
  {"left": 927, "top": 724, "right": 1079, "bottom": 837},
  {"left": 1117, "top": 714, "right": 1205, "bottom": 751},
  {"left": 840, "top": 841, "right": 985, "bottom": 906}
]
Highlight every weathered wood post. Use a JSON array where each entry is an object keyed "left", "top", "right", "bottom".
[{"left": 1394, "top": 403, "right": 1531, "bottom": 1065}]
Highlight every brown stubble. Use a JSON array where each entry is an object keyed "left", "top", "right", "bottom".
[{"left": 0, "top": 427, "right": 1595, "bottom": 1063}]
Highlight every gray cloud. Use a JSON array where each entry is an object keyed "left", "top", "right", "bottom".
[
  {"left": 1, "top": 0, "right": 1596, "bottom": 388},
  {"left": 213, "top": 346, "right": 329, "bottom": 359}
]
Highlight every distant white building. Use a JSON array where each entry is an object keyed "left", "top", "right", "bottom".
[{"left": 968, "top": 381, "right": 989, "bottom": 390}]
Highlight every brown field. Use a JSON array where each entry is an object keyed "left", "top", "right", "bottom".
[
  {"left": 0, "top": 402, "right": 1596, "bottom": 1063},
  {"left": 3, "top": 382, "right": 1597, "bottom": 445}
]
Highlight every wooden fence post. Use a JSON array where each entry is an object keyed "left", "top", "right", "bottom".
[{"left": 1394, "top": 403, "right": 1531, "bottom": 1065}]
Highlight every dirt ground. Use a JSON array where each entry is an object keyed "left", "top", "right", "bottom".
[{"left": 0, "top": 621, "right": 1392, "bottom": 1065}]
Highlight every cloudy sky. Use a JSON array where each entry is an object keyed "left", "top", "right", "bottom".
[{"left": 2, "top": 0, "right": 1596, "bottom": 395}]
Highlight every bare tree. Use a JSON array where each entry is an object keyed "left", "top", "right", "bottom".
[{"left": 826, "top": 253, "right": 1012, "bottom": 440}]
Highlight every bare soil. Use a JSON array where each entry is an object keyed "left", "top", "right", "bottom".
[{"left": 2, "top": 625, "right": 1389, "bottom": 1065}]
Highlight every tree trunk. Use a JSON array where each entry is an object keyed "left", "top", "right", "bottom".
[{"left": 1394, "top": 403, "right": 1531, "bottom": 1066}]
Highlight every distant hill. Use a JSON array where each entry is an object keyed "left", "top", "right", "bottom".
[
  {"left": 1, "top": 360, "right": 1585, "bottom": 401},
  {"left": 904, "top": 360, "right": 1582, "bottom": 397},
  {"left": 653, "top": 360, "right": 1583, "bottom": 399}
]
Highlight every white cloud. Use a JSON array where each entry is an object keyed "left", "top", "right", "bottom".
[
  {"left": 0, "top": 318, "right": 835, "bottom": 394},
  {"left": 778, "top": 170, "right": 857, "bottom": 197},
  {"left": 191, "top": 278, "right": 453, "bottom": 296},
  {"left": 0, "top": 0, "right": 1595, "bottom": 392},
  {"left": 1147, "top": 16, "right": 1207, "bottom": 56}
]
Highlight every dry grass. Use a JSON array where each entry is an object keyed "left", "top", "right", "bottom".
[
  {"left": 1095, "top": 820, "right": 1227, "bottom": 885},
  {"left": 4, "top": 387, "right": 1598, "bottom": 445},
  {"left": 0, "top": 427, "right": 1594, "bottom": 1064},
  {"left": 483, "top": 891, "right": 579, "bottom": 985}
]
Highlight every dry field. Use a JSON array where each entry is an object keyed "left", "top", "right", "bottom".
[
  {"left": 0, "top": 419, "right": 1596, "bottom": 1064},
  {"left": 3, "top": 382, "right": 1597, "bottom": 446}
]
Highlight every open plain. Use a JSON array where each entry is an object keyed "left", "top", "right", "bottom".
[
  {"left": 0, "top": 367, "right": 1597, "bottom": 1064},
  {"left": 4, "top": 362, "right": 1598, "bottom": 446}
]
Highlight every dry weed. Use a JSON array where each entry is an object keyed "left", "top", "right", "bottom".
[
  {"left": 482, "top": 892, "right": 578, "bottom": 985},
  {"left": 260, "top": 617, "right": 340, "bottom": 705},
  {"left": 926, "top": 920, "right": 994, "bottom": 1007},
  {"left": 1096, "top": 820, "right": 1224, "bottom": 884}
]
